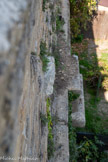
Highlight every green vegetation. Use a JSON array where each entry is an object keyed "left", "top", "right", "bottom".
[
  {"left": 68, "top": 91, "right": 80, "bottom": 102},
  {"left": 40, "top": 41, "right": 49, "bottom": 72},
  {"left": 56, "top": 15, "right": 65, "bottom": 33},
  {"left": 46, "top": 98, "right": 54, "bottom": 159},
  {"left": 71, "top": 34, "right": 84, "bottom": 44},
  {"left": 70, "top": 43, "right": 108, "bottom": 160},
  {"left": 68, "top": 91, "right": 79, "bottom": 161},
  {"left": 77, "top": 137, "right": 107, "bottom": 162},
  {"left": 42, "top": 0, "right": 49, "bottom": 11},
  {"left": 99, "top": 52, "right": 108, "bottom": 91},
  {"left": 70, "top": 0, "right": 97, "bottom": 40},
  {"left": 70, "top": 41, "right": 108, "bottom": 160},
  {"left": 79, "top": 94, "right": 108, "bottom": 134},
  {"left": 55, "top": 7, "right": 65, "bottom": 33},
  {"left": 40, "top": 113, "right": 48, "bottom": 127},
  {"left": 68, "top": 91, "right": 108, "bottom": 161},
  {"left": 43, "top": 0, "right": 54, "bottom": 11},
  {"left": 40, "top": 98, "right": 54, "bottom": 159},
  {"left": 51, "top": 7, "right": 65, "bottom": 33},
  {"left": 71, "top": 41, "right": 108, "bottom": 134},
  {"left": 79, "top": 51, "right": 101, "bottom": 89},
  {"left": 69, "top": 0, "right": 108, "bottom": 161},
  {"left": 77, "top": 137, "right": 99, "bottom": 162},
  {"left": 50, "top": 7, "right": 65, "bottom": 69}
]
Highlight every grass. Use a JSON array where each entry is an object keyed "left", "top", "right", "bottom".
[
  {"left": 71, "top": 40, "right": 108, "bottom": 134},
  {"left": 98, "top": 52, "right": 108, "bottom": 91},
  {"left": 69, "top": 1, "right": 108, "bottom": 157},
  {"left": 40, "top": 41, "right": 49, "bottom": 72},
  {"left": 79, "top": 52, "right": 101, "bottom": 88},
  {"left": 71, "top": 40, "right": 108, "bottom": 91},
  {"left": 77, "top": 93, "right": 108, "bottom": 134},
  {"left": 46, "top": 98, "right": 54, "bottom": 159}
]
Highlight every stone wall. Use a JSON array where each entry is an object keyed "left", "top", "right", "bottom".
[
  {"left": 93, "top": 5, "right": 108, "bottom": 40},
  {"left": 0, "top": 0, "right": 85, "bottom": 161},
  {"left": 0, "top": 0, "right": 53, "bottom": 161}
]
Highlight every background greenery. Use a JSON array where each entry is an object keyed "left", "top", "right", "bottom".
[
  {"left": 70, "top": 0, "right": 97, "bottom": 40},
  {"left": 69, "top": 0, "right": 108, "bottom": 161}
]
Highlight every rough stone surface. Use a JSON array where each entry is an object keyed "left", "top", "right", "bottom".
[
  {"left": 0, "top": 0, "right": 28, "bottom": 52},
  {"left": 44, "top": 56, "right": 55, "bottom": 97},
  {"left": 50, "top": 0, "right": 85, "bottom": 161},
  {"left": 93, "top": 6, "right": 108, "bottom": 40},
  {"left": 71, "top": 75, "right": 85, "bottom": 127},
  {"left": 0, "top": 0, "right": 85, "bottom": 161},
  {"left": 72, "top": 112, "right": 85, "bottom": 127},
  {"left": 0, "top": 0, "right": 54, "bottom": 161}
]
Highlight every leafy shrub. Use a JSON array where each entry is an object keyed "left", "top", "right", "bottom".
[
  {"left": 70, "top": 0, "right": 97, "bottom": 40},
  {"left": 77, "top": 137, "right": 98, "bottom": 162},
  {"left": 77, "top": 136, "right": 107, "bottom": 162}
]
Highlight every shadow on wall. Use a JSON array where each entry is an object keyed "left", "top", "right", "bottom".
[{"left": 84, "top": 6, "right": 108, "bottom": 101}]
